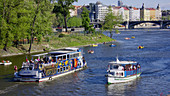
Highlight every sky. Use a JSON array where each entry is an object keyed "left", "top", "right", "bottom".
[{"left": 73, "top": 0, "right": 170, "bottom": 10}]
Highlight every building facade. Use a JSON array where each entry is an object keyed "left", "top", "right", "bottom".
[
  {"left": 95, "top": 1, "right": 109, "bottom": 21},
  {"left": 155, "top": 4, "right": 162, "bottom": 20},
  {"left": 129, "top": 7, "right": 140, "bottom": 21},
  {"left": 140, "top": 3, "right": 150, "bottom": 21},
  {"left": 72, "top": 1, "right": 162, "bottom": 23}
]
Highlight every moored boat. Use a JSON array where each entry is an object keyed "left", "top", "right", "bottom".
[
  {"left": 91, "top": 44, "right": 98, "bottom": 47},
  {"left": 14, "top": 47, "right": 87, "bottom": 82},
  {"left": 124, "top": 37, "right": 130, "bottom": 40},
  {"left": 106, "top": 57, "right": 141, "bottom": 84},
  {"left": 109, "top": 44, "right": 116, "bottom": 47},
  {"left": 0, "top": 60, "right": 12, "bottom": 65}
]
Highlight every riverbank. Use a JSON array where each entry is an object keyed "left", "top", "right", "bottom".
[{"left": 0, "top": 33, "right": 114, "bottom": 57}]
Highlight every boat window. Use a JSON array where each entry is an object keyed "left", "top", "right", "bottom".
[
  {"left": 113, "top": 65, "right": 118, "bottom": 69},
  {"left": 63, "top": 56, "right": 66, "bottom": 60},
  {"left": 66, "top": 66, "right": 68, "bottom": 70},
  {"left": 60, "top": 68, "right": 63, "bottom": 72},
  {"left": 58, "top": 69, "right": 60, "bottom": 73},
  {"left": 116, "top": 72, "right": 124, "bottom": 76},
  {"left": 52, "top": 57, "right": 56, "bottom": 62},
  {"left": 29, "top": 66, "right": 32, "bottom": 70},
  {"left": 69, "top": 55, "right": 72, "bottom": 59},
  {"left": 67, "top": 55, "right": 69, "bottom": 59},
  {"left": 58, "top": 57, "right": 62, "bottom": 61},
  {"left": 64, "top": 67, "right": 65, "bottom": 71},
  {"left": 110, "top": 72, "right": 115, "bottom": 76}
]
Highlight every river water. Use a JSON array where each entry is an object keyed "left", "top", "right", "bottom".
[{"left": 0, "top": 29, "right": 170, "bottom": 96}]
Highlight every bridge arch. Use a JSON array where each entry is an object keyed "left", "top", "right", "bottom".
[
  {"left": 162, "top": 22, "right": 170, "bottom": 28},
  {"left": 128, "top": 21, "right": 161, "bottom": 29}
]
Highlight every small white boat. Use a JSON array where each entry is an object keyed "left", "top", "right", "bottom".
[
  {"left": 106, "top": 57, "right": 141, "bottom": 84},
  {"left": 0, "top": 61, "right": 12, "bottom": 65}
]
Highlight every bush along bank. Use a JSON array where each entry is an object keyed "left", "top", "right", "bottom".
[{"left": 0, "top": 33, "right": 115, "bottom": 57}]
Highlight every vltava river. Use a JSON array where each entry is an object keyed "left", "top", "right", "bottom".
[{"left": 0, "top": 29, "right": 170, "bottom": 96}]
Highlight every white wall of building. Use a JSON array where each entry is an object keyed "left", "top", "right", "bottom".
[
  {"left": 129, "top": 8, "right": 140, "bottom": 21},
  {"left": 95, "top": 4, "right": 109, "bottom": 21}
]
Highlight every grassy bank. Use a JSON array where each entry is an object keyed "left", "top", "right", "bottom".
[{"left": 0, "top": 33, "right": 114, "bottom": 57}]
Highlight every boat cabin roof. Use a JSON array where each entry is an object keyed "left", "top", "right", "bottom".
[
  {"left": 32, "top": 53, "right": 48, "bottom": 57},
  {"left": 109, "top": 61, "right": 137, "bottom": 65},
  {"left": 49, "top": 50, "right": 73, "bottom": 54},
  {"left": 31, "top": 47, "right": 80, "bottom": 57},
  {"left": 64, "top": 47, "right": 79, "bottom": 51}
]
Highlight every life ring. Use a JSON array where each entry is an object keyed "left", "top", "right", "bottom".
[{"left": 39, "top": 64, "right": 44, "bottom": 71}]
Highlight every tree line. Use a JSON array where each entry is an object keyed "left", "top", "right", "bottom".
[
  {"left": 0, "top": 0, "right": 85, "bottom": 53},
  {"left": 0, "top": 0, "right": 122, "bottom": 53}
]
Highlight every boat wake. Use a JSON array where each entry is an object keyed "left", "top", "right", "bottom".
[{"left": 0, "top": 84, "right": 18, "bottom": 94}]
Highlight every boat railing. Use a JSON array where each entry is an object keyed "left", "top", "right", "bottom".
[{"left": 124, "top": 68, "right": 141, "bottom": 77}]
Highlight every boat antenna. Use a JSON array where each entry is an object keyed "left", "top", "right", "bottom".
[{"left": 116, "top": 55, "right": 120, "bottom": 63}]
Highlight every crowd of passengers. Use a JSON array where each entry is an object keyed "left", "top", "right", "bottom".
[{"left": 118, "top": 64, "right": 141, "bottom": 71}]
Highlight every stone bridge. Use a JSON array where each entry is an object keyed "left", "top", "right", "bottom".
[
  {"left": 122, "top": 20, "right": 170, "bottom": 29},
  {"left": 90, "top": 20, "right": 170, "bottom": 29}
]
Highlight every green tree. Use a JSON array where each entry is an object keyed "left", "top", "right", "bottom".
[
  {"left": 102, "top": 6, "right": 123, "bottom": 38},
  {"left": 0, "top": 0, "right": 22, "bottom": 51},
  {"left": 52, "top": 13, "right": 64, "bottom": 27},
  {"left": 28, "top": 0, "right": 54, "bottom": 53},
  {"left": 81, "top": 7, "right": 90, "bottom": 32},
  {"left": 67, "top": 16, "right": 82, "bottom": 28},
  {"left": 53, "top": 0, "right": 77, "bottom": 32}
]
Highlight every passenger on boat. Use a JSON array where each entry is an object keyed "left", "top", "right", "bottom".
[
  {"left": 39, "top": 59, "right": 44, "bottom": 64},
  {"left": 30, "top": 60, "right": 34, "bottom": 63},
  {"left": 82, "top": 57, "right": 86, "bottom": 64},
  {"left": 49, "top": 56, "right": 52, "bottom": 63},
  {"left": 133, "top": 65, "right": 136, "bottom": 70},
  {"left": 130, "top": 65, "right": 133, "bottom": 70},
  {"left": 14, "top": 66, "right": 17, "bottom": 72},
  {"left": 137, "top": 64, "right": 141, "bottom": 68},
  {"left": 118, "top": 66, "right": 124, "bottom": 70}
]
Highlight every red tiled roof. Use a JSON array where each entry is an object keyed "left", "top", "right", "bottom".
[
  {"left": 123, "top": 7, "right": 129, "bottom": 10},
  {"left": 146, "top": 8, "right": 155, "bottom": 10},
  {"left": 133, "top": 7, "right": 139, "bottom": 10},
  {"left": 113, "top": 6, "right": 121, "bottom": 9}
]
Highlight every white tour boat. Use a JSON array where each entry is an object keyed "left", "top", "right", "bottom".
[{"left": 106, "top": 57, "right": 141, "bottom": 84}]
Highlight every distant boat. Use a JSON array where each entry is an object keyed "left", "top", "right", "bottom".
[
  {"left": 138, "top": 46, "right": 144, "bottom": 49},
  {"left": 131, "top": 36, "right": 135, "bottom": 39},
  {"left": 110, "top": 44, "right": 116, "bottom": 47},
  {"left": 88, "top": 50, "right": 94, "bottom": 54},
  {"left": 0, "top": 60, "right": 12, "bottom": 65},
  {"left": 91, "top": 44, "right": 98, "bottom": 47},
  {"left": 106, "top": 57, "right": 141, "bottom": 84},
  {"left": 124, "top": 37, "right": 130, "bottom": 40}
]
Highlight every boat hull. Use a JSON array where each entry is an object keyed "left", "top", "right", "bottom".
[
  {"left": 107, "top": 73, "right": 141, "bottom": 84},
  {"left": 0, "top": 62, "right": 12, "bottom": 65},
  {"left": 14, "top": 66, "right": 86, "bottom": 82}
]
